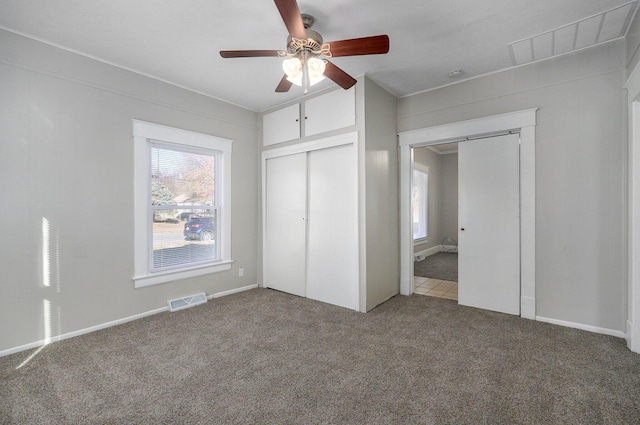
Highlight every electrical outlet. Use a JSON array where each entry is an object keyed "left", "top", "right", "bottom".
[{"left": 238, "top": 267, "right": 244, "bottom": 277}]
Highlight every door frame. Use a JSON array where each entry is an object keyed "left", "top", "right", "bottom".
[
  {"left": 625, "top": 65, "right": 640, "bottom": 352},
  {"left": 398, "top": 109, "right": 537, "bottom": 319}
]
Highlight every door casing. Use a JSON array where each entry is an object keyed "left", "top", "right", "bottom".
[{"left": 398, "top": 109, "right": 537, "bottom": 319}]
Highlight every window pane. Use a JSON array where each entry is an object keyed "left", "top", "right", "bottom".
[
  {"left": 149, "top": 142, "right": 219, "bottom": 272},
  {"left": 150, "top": 144, "right": 216, "bottom": 208},
  {"left": 152, "top": 210, "right": 217, "bottom": 270},
  {"left": 413, "top": 169, "right": 428, "bottom": 240}
]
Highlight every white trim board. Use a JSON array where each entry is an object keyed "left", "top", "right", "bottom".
[
  {"left": 398, "top": 109, "right": 537, "bottom": 320},
  {"left": 0, "top": 284, "right": 258, "bottom": 358},
  {"left": 625, "top": 70, "right": 640, "bottom": 353},
  {"left": 536, "top": 316, "right": 626, "bottom": 339},
  {"left": 261, "top": 131, "right": 358, "bottom": 160}
]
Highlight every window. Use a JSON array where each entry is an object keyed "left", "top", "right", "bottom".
[
  {"left": 412, "top": 164, "right": 429, "bottom": 241},
  {"left": 133, "top": 121, "right": 232, "bottom": 288}
]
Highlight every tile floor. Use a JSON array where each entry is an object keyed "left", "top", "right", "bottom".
[{"left": 413, "top": 276, "right": 458, "bottom": 301}]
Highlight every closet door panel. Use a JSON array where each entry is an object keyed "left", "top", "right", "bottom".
[
  {"left": 306, "top": 144, "right": 358, "bottom": 309},
  {"left": 264, "top": 153, "right": 307, "bottom": 297}
]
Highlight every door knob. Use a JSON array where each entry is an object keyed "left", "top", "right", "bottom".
[{"left": 460, "top": 228, "right": 465, "bottom": 231}]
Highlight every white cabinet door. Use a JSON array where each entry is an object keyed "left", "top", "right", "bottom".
[
  {"left": 306, "top": 144, "right": 358, "bottom": 310},
  {"left": 458, "top": 133, "right": 520, "bottom": 315},
  {"left": 264, "top": 153, "right": 307, "bottom": 297},
  {"left": 304, "top": 88, "right": 355, "bottom": 137},
  {"left": 263, "top": 104, "right": 300, "bottom": 146}
]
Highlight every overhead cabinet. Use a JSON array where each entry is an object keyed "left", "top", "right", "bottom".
[
  {"left": 262, "top": 87, "right": 355, "bottom": 146},
  {"left": 262, "top": 103, "right": 300, "bottom": 146}
]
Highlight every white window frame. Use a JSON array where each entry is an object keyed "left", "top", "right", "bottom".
[
  {"left": 132, "top": 120, "right": 233, "bottom": 288},
  {"left": 412, "top": 162, "right": 429, "bottom": 244}
]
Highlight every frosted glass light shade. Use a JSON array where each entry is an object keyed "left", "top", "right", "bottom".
[
  {"left": 307, "top": 58, "right": 326, "bottom": 86},
  {"left": 283, "top": 58, "right": 303, "bottom": 86}
]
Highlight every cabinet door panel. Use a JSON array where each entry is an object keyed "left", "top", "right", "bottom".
[
  {"left": 304, "top": 88, "right": 355, "bottom": 137},
  {"left": 264, "top": 153, "right": 307, "bottom": 296},
  {"left": 263, "top": 104, "right": 300, "bottom": 146},
  {"left": 306, "top": 144, "right": 358, "bottom": 309}
]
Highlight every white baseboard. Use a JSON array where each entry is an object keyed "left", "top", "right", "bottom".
[
  {"left": 415, "top": 245, "right": 443, "bottom": 259},
  {"left": 627, "top": 320, "right": 640, "bottom": 353},
  {"left": 0, "top": 306, "right": 167, "bottom": 358},
  {"left": 520, "top": 296, "right": 536, "bottom": 320},
  {"left": 536, "top": 316, "right": 626, "bottom": 339},
  {"left": 0, "top": 283, "right": 259, "bottom": 358},
  {"left": 209, "top": 284, "right": 258, "bottom": 299},
  {"left": 400, "top": 276, "right": 412, "bottom": 296}
]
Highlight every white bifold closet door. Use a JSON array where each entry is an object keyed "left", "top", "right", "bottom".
[
  {"left": 458, "top": 133, "right": 520, "bottom": 315},
  {"left": 264, "top": 152, "right": 307, "bottom": 297},
  {"left": 264, "top": 142, "right": 357, "bottom": 310},
  {"left": 306, "top": 144, "right": 357, "bottom": 309}
]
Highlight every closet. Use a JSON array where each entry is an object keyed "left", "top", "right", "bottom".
[
  {"left": 261, "top": 78, "right": 399, "bottom": 312},
  {"left": 264, "top": 135, "right": 358, "bottom": 310}
]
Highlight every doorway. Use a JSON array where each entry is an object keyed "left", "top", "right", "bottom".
[
  {"left": 398, "top": 109, "right": 537, "bottom": 319},
  {"left": 411, "top": 143, "right": 459, "bottom": 301}
]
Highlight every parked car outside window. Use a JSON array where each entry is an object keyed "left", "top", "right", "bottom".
[{"left": 184, "top": 216, "right": 216, "bottom": 241}]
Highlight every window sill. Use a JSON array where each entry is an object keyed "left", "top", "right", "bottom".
[
  {"left": 413, "top": 238, "right": 429, "bottom": 246},
  {"left": 133, "top": 260, "right": 233, "bottom": 289}
]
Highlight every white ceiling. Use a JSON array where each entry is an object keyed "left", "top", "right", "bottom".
[{"left": 0, "top": 0, "right": 636, "bottom": 111}]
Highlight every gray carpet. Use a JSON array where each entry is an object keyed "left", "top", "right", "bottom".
[
  {"left": 1, "top": 288, "right": 639, "bottom": 424},
  {"left": 415, "top": 252, "right": 458, "bottom": 281}
]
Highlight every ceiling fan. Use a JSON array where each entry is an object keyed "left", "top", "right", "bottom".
[{"left": 219, "top": 0, "right": 389, "bottom": 94}]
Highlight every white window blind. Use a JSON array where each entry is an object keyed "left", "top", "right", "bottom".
[{"left": 149, "top": 142, "right": 220, "bottom": 271}]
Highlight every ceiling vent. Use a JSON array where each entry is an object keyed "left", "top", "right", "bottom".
[
  {"left": 167, "top": 293, "right": 207, "bottom": 312},
  {"left": 509, "top": 1, "right": 637, "bottom": 66}
]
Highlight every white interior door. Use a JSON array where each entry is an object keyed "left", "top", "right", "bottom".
[
  {"left": 458, "top": 133, "right": 520, "bottom": 315},
  {"left": 264, "top": 153, "right": 307, "bottom": 297},
  {"left": 306, "top": 144, "right": 358, "bottom": 309}
]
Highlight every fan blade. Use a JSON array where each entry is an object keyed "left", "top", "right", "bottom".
[
  {"left": 323, "top": 35, "right": 389, "bottom": 57},
  {"left": 274, "top": 0, "right": 307, "bottom": 40},
  {"left": 324, "top": 61, "right": 357, "bottom": 90},
  {"left": 220, "top": 50, "right": 282, "bottom": 58},
  {"left": 275, "top": 75, "right": 293, "bottom": 92}
]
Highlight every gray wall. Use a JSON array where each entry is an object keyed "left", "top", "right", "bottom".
[
  {"left": 626, "top": 3, "right": 640, "bottom": 77},
  {"left": 439, "top": 153, "right": 458, "bottom": 244},
  {"left": 399, "top": 40, "right": 627, "bottom": 332},
  {"left": 363, "top": 77, "right": 400, "bottom": 311},
  {"left": 0, "top": 30, "right": 260, "bottom": 353}
]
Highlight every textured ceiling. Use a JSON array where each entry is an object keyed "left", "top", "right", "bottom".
[{"left": 0, "top": 0, "right": 636, "bottom": 111}]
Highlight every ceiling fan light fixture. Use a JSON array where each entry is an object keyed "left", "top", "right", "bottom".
[
  {"left": 220, "top": 1, "right": 389, "bottom": 94},
  {"left": 283, "top": 57, "right": 303, "bottom": 86},
  {"left": 307, "top": 57, "right": 326, "bottom": 86}
]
